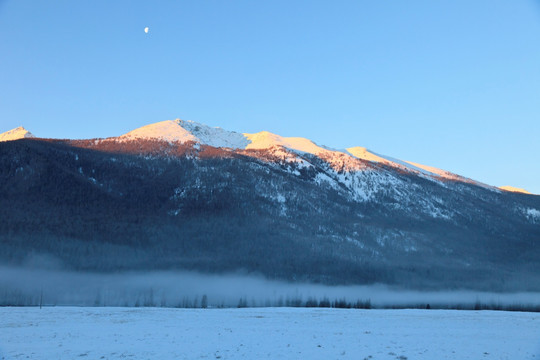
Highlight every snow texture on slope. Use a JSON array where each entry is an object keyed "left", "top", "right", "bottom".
[
  {"left": 347, "top": 146, "right": 493, "bottom": 189},
  {"left": 176, "top": 119, "right": 250, "bottom": 149},
  {"left": 244, "top": 131, "right": 334, "bottom": 155},
  {"left": 347, "top": 146, "right": 432, "bottom": 174}
]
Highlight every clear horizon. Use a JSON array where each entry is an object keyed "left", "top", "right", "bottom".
[{"left": 1, "top": 1, "right": 539, "bottom": 193}]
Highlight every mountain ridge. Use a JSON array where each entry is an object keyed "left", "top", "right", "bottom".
[{"left": 1, "top": 119, "right": 530, "bottom": 193}]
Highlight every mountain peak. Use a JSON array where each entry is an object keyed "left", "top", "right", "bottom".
[
  {"left": 0, "top": 126, "right": 35, "bottom": 142},
  {"left": 120, "top": 119, "right": 249, "bottom": 149},
  {"left": 120, "top": 120, "right": 198, "bottom": 143}
]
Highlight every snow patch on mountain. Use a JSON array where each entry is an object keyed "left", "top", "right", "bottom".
[
  {"left": 336, "top": 169, "right": 405, "bottom": 202},
  {"left": 526, "top": 208, "right": 540, "bottom": 222},
  {"left": 405, "top": 160, "right": 493, "bottom": 189},
  {"left": 346, "top": 146, "right": 494, "bottom": 190},
  {"left": 347, "top": 147, "right": 431, "bottom": 174},
  {"left": 422, "top": 200, "right": 451, "bottom": 220},
  {"left": 242, "top": 131, "right": 367, "bottom": 172},
  {"left": 347, "top": 147, "right": 456, "bottom": 188},
  {"left": 244, "top": 131, "right": 334, "bottom": 156},
  {"left": 120, "top": 120, "right": 197, "bottom": 143},
  {"left": 272, "top": 193, "right": 288, "bottom": 216},
  {"left": 0, "top": 127, "right": 35, "bottom": 142},
  {"left": 404, "top": 160, "right": 456, "bottom": 178},
  {"left": 499, "top": 186, "right": 531, "bottom": 194},
  {"left": 176, "top": 119, "right": 250, "bottom": 149},
  {"left": 314, "top": 172, "right": 341, "bottom": 191}
]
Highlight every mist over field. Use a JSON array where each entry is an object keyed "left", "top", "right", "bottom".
[{"left": 2, "top": 266, "right": 539, "bottom": 309}]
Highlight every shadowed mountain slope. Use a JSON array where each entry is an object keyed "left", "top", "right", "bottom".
[{"left": 0, "top": 122, "right": 539, "bottom": 291}]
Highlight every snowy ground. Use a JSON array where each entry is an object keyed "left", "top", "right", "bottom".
[{"left": 1, "top": 307, "right": 539, "bottom": 360}]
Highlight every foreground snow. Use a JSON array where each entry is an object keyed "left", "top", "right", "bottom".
[{"left": 1, "top": 307, "right": 539, "bottom": 360}]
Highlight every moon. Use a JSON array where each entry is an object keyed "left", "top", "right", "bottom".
[{"left": 144, "top": 27, "right": 149, "bottom": 34}]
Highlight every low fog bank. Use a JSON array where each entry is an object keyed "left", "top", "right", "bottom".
[{"left": 1, "top": 266, "right": 540, "bottom": 310}]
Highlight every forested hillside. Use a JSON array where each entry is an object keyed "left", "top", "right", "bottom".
[{"left": 1, "top": 138, "right": 539, "bottom": 291}]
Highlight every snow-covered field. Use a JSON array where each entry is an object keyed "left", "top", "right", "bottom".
[{"left": 1, "top": 307, "right": 539, "bottom": 360}]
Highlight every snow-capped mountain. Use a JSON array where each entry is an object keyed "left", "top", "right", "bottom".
[
  {"left": 1, "top": 120, "right": 531, "bottom": 194},
  {"left": 0, "top": 126, "right": 35, "bottom": 142},
  {"left": 115, "top": 119, "right": 501, "bottom": 190},
  {"left": 0, "top": 119, "right": 538, "bottom": 291}
]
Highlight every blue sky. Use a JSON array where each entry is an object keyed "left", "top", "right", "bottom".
[{"left": 1, "top": 1, "right": 539, "bottom": 193}]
